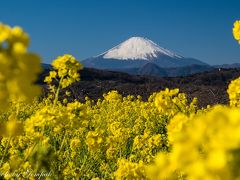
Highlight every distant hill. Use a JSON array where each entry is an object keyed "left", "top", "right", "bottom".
[
  {"left": 138, "top": 63, "right": 168, "bottom": 76},
  {"left": 165, "top": 64, "right": 214, "bottom": 77},
  {"left": 214, "top": 63, "right": 240, "bottom": 69},
  {"left": 111, "top": 64, "right": 214, "bottom": 77}
]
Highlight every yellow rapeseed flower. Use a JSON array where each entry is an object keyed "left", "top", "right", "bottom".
[{"left": 233, "top": 20, "right": 240, "bottom": 43}]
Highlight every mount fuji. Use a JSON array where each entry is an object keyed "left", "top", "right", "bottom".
[{"left": 82, "top": 37, "right": 208, "bottom": 73}]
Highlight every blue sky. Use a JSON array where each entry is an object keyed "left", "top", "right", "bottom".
[{"left": 1, "top": 0, "right": 240, "bottom": 65}]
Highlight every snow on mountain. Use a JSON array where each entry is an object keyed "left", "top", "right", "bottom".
[{"left": 102, "top": 37, "right": 182, "bottom": 60}]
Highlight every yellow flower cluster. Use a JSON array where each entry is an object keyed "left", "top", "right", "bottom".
[
  {"left": 148, "top": 106, "right": 240, "bottom": 179},
  {"left": 227, "top": 76, "right": 240, "bottom": 107},
  {"left": 233, "top": 20, "right": 240, "bottom": 43},
  {"left": 1, "top": 22, "right": 240, "bottom": 179},
  {"left": 0, "top": 23, "right": 41, "bottom": 110},
  {"left": 44, "top": 54, "right": 82, "bottom": 89},
  {"left": 44, "top": 54, "right": 82, "bottom": 104},
  {"left": 115, "top": 159, "right": 146, "bottom": 179},
  {"left": 154, "top": 88, "right": 197, "bottom": 116},
  {"left": 86, "top": 130, "right": 105, "bottom": 152}
]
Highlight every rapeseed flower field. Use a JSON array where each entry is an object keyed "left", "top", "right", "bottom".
[{"left": 0, "top": 21, "right": 240, "bottom": 179}]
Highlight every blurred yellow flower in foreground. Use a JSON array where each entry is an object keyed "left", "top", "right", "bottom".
[{"left": 233, "top": 20, "right": 240, "bottom": 43}]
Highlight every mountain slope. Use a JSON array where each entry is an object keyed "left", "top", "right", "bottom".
[
  {"left": 82, "top": 37, "right": 207, "bottom": 70},
  {"left": 39, "top": 67, "right": 240, "bottom": 108}
]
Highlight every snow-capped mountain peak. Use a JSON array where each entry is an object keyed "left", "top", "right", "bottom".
[
  {"left": 103, "top": 37, "right": 182, "bottom": 60},
  {"left": 82, "top": 36, "right": 207, "bottom": 70}
]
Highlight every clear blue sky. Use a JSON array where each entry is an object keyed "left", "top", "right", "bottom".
[{"left": 1, "top": 0, "right": 240, "bottom": 65}]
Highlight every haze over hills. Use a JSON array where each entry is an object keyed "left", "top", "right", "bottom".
[{"left": 82, "top": 37, "right": 208, "bottom": 73}]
